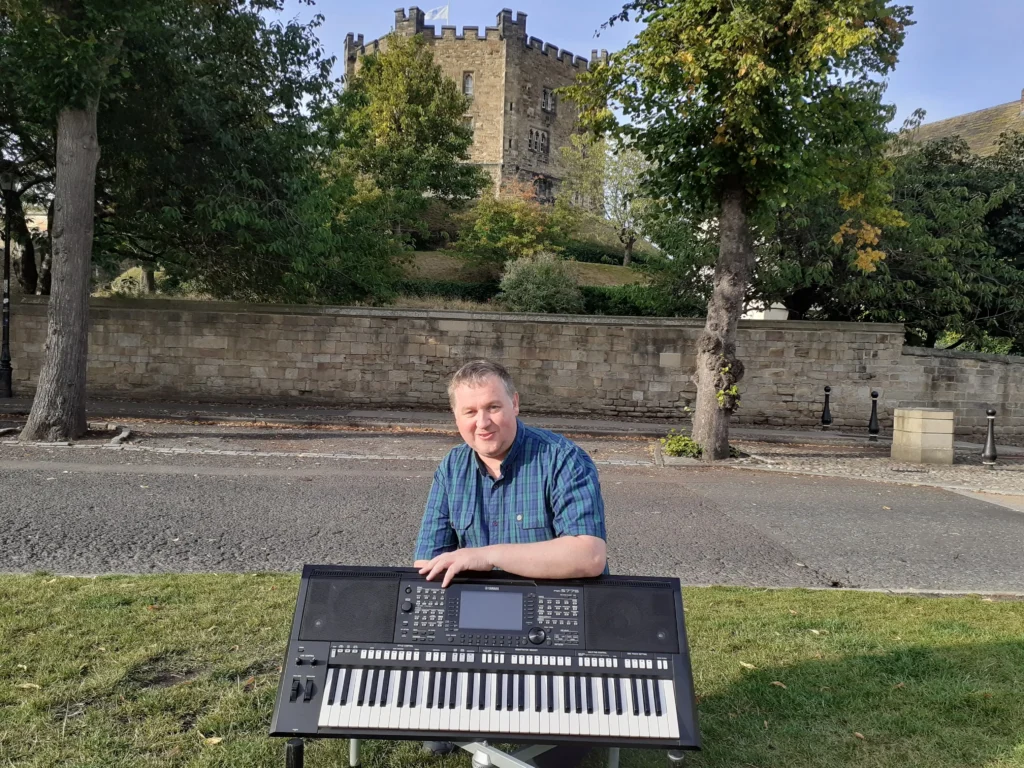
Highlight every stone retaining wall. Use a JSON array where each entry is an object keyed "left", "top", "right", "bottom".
[{"left": 10, "top": 298, "right": 1022, "bottom": 440}]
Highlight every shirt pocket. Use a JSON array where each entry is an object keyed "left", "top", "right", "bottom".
[{"left": 450, "top": 502, "right": 479, "bottom": 548}]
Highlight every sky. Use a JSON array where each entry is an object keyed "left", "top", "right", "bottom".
[{"left": 280, "top": 0, "right": 1024, "bottom": 127}]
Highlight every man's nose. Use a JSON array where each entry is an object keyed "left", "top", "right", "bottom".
[{"left": 476, "top": 410, "right": 493, "bottom": 429}]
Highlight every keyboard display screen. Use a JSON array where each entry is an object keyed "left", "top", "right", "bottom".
[{"left": 458, "top": 590, "right": 524, "bottom": 631}]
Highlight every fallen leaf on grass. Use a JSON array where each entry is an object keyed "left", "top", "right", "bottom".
[
  {"left": 771, "top": 681, "right": 787, "bottom": 689},
  {"left": 882, "top": 506, "right": 891, "bottom": 510},
  {"left": 893, "top": 682, "right": 905, "bottom": 689},
  {"left": 230, "top": 645, "right": 239, "bottom": 652},
  {"left": 788, "top": 610, "right": 799, "bottom": 615},
  {"left": 204, "top": 736, "right": 224, "bottom": 745},
  {"left": 854, "top": 732, "right": 866, "bottom": 740},
  {"left": 242, "top": 676, "right": 256, "bottom": 691},
  {"left": 16, "top": 683, "right": 40, "bottom": 690},
  {"left": 146, "top": 605, "right": 160, "bottom": 611},
  {"left": 809, "top": 629, "right": 829, "bottom": 635},
  {"left": 16, "top": 664, "right": 27, "bottom": 671},
  {"left": 739, "top": 662, "right": 756, "bottom": 670}
]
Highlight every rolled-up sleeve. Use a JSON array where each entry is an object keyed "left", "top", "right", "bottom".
[
  {"left": 551, "top": 449, "right": 606, "bottom": 541},
  {"left": 414, "top": 468, "right": 458, "bottom": 560}
]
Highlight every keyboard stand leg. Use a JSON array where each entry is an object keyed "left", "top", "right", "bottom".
[
  {"left": 455, "top": 741, "right": 555, "bottom": 768},
  {"left": 607, "top": 747, "right": 620, "bottom": 768},
  {"left": 349, "top": 738, "right": 361, "bottom": 767},
  {"left": 667, "top": 749, "right": 687, "bottom": 765},
  {"left": 285, "top": 738, "right": 303, "bottom": 768}
]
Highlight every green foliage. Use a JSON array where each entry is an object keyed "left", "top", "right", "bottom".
[
  {"left": 455, "top": 181, "right": 563, "bottom": 265},
  {"left": 394, "top": 278, "right": 500, "bottom": 303},
  {"left": 580, "top": 284, "right": 703, "bottom": 317},
  {"left": 335, "top": 33, "right": 488, "bottom": 231},
  {"left": 661, "top": 429, "right": 740, "bottom": 458},
  {"left": 497, "top": 253, "right": 585, "bottom": 314},
  {"left": 560, "top": 241, "right": 630, "bottom": 265}
]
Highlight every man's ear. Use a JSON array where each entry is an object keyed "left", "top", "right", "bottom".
[{"left": 512, "top": 392, "right": 520, "bottom": 415}]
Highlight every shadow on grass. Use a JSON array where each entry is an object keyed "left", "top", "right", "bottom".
[{"left": 580, "top": 640, "right": 1024, "bottom": 768}]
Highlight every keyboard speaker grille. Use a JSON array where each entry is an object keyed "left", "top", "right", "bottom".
[
  {"left": 584, "top": 584, "right": 678, "bottom": 653},
  {"left": 299, "top": 576, "right": 398, "bottom": 642}
]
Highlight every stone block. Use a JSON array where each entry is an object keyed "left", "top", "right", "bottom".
[{"left": 660, "top": 352, "right": 682, "bottom": 368}]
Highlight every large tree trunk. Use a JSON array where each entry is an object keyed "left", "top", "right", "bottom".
[
  {"left": 622, "top": 236, "right": 634, "bottom": 267},
  {"left": 21, "top": 106, "right": 100, "bottom": 442},
  {"left": 10, "top": 192, "right": 39, "bottom": 295},
  {"left": 37, "top": 198, "right": 54, "bottom": 295},
  {"left": 691, "top": 182, "right": 753, "bottom": 461}
]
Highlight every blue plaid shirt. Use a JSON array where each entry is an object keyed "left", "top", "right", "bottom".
[{"left": 414, "top": 420, "right": 607, "bottom": 567}]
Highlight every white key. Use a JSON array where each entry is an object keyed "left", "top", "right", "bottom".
[
  {"left": 408, "top": 671, "right": 425, "bottom": 732},
  {"left": 526, "top": 674, "right": 540, "bottom": 735},
  {"left": 398, "top": 670, "right": 412, "bottom": 731},
  {"left": 612, "top": 676, "right": 630, "bottom": 738},
  {"left": 506, "top": 671, "right": 519, "bottom": 733},
  {"left": 317, "top": 668, "right": 335, "bottom": 727},
  {"left": 652, "top": 676, "right": 669, "bottom": 739},
  {"left": 428, "top": 672, "right": 442, "bottom": 732},
  {"left": 579, "top": 675, "right": 594, "bottom": 736},
  {"left": 469, "top": 671, "right": 482, "bottom": 734},
  {"left": 568, "top": 674, "right": 581, "bottom": 736},
  {"left": 438, "top": 670, "right": 451, "bottom": 732},
  {"left": 484, "top": 672, "right": 498, "bottom": 735},
  {"left": 498, "top": 671, "right": 512, "bottom": 734},
  {"left": 662, "top": 679, "right": 680, "bottom": 739},
  {"left": 637, "top": 678, "right": 651, "bottom": 739},
  {"left": 331, "top": 668, "right": 348, "bottom": 729},
  {"left": 557, "top": 674, "right": 571, "bottom": 736},
  {"left": 342, "top": 668, "right": 362, "bottom": 729},
  {"left": 626, "top": 677, "right": 641, "bottom": 738},
  {"left": 356, "top": 670, "right": 373, "bottom": 729},
  {"left": 368, "top": 670, "right": 385, "bottom": 730},
  {"left": 451, "top": 671, "right": 467, "bottom": 733},
  {"left": 386, "top": 670, "right": 403, "bottom": 730},
  {"left": 597, "top": 675, "right": 611, "bottom": 737}
]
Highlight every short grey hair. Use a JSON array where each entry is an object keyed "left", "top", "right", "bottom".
[{"left": 448, "top": 360, "right": 518, "bottom": 407}]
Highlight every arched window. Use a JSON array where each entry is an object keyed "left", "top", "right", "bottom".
[{"left": 463, "top": 72, "right": 474, "bottom": 97}]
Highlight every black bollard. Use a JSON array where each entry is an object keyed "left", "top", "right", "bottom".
[
  {"left": 821, "top": 386, "right": 833, "bottom": 429},
  {"left": 285, "top": 738, "right": 304, "bottom": 768},
  {"left": 868, "top": 391, "right": 880, "bottom": 441},
  {"left": 982, "top": 408, "right": 998, "bottom": 466}
]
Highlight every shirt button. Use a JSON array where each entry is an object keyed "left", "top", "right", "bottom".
[{"left": 516, "top": 515, "right": 523, "bottom": 521}]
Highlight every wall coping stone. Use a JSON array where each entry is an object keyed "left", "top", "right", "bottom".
[
  {"left": 14, "top": 296, "right": 907, "bottom": 333},
  {"left": 901, "top": 344, "right": 1024, "bottom": 365}
]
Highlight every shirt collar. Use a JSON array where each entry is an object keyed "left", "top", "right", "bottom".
[{"left": 474, "top": 418, "right": 526, "bottom": 479}]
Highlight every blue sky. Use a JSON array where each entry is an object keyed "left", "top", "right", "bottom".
[{"left": 282, "top": 0, "right": 1024, "bottom": 126}]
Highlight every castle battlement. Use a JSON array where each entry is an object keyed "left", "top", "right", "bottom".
[{"left": 523, "top": 36, "right": 592, "bottom": 70}]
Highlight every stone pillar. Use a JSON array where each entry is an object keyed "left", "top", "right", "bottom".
[{"left": 891, "top": 408, "right": 955, "bottom": 465}]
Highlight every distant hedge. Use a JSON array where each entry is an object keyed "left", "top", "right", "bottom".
[
  {"left": 395, "top": 278, "right": 499, "bottom": 302},
  {"left": 581, "top": 284, "right": 704, "bottom": 317}
]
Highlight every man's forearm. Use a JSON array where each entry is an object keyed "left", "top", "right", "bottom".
[{"left": 485, "top": 535, "right": 606, "bottom": 579}]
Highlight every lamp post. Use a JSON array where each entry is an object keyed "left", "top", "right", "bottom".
[{"left": 0, "top": 170, "right": 14, "bottom": 399}]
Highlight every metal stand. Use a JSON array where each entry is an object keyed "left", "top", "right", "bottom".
[
  {"left": 456, "top": 741, "right": 622, "bottom": 768},
  {"left": 285, "top": 738, "right": 304, "bottom": 768},
  {"left": 349, "top": 738, "right": 361, "bottom": 767}
]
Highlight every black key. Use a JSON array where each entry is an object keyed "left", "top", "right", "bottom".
[
  {"left": 564, "top": 674, "right": 571, "bottom": 713},
  {"left": 397, "top": 669, "right": 407, "bottom": 707},
  {"left": 535, "top": 673, "right": 542, "bottom": 712},
  {"left": 630, "top": 677, "right": 640, "bottom": 716},
  {"left": 614, "top": 677, "right": 623, "bottom": 715},
  {"left": 496, "top": 671, "right": 503, "bottom": 711},
  {"left": 410, "top": 670, "right": 420, "bottom": 707},
  {"left": 426, "top": 670, "right": 436, "bottom": 709},
  {"left": 380, "top": 668, "right": 391, "bottom": 707},
  {"left": 602, "top": 675, "right": 610, "bottom": 715},
  {"left": 328, "top": 667, "right": 341, "bottom": 706},
  {"left": 547, "top": 674, "right": 554, "bottom": 713},
  {"left": 357, "top": 667, "right": 369, "bottom": 706},
  {"left": 641, "top": 677, "right": 651, "bottom": 716},
  {"left": 574, "top": 674, "right": 583, "bottom": 714},
  {"left": 586, "top": 675, "right": 594, "bottom": 714},
  {"left": 449, "top": 671, "right": 458, "bottom": 709},
  {"left": 437, "top": 669, "right": 448, "bottom": 709},
  {"left": 368, "top": 668, "right": 380, "bottom": 706},
  {"left": 507, "top": 672, "right": 515, "bottom": 711},
  {"left": 479, "top": 672, "right": 487, "bottom": 710},
  {"left": 652, "top": 677, "right": 663, "bottom": 716},
  {"left": 467, "top": 670, "right": 475, "bottom": 710},
  {"left": 518, "top": 672, "right": 526, "bottom": 712},
  {"left": 340, "top": 668, "right": 353, "bottom": 706}
]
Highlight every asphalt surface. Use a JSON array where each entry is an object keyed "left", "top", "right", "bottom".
[{"left": 2, "top": 434, "right": 1023, "bottom": 593}]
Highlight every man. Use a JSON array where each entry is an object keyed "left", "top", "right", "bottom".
[{"left": 413, "top": 359, "right": 608, "bottom": 757}]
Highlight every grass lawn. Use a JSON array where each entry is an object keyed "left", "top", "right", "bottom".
[
  {"left": 407, "top": 252, "right": 646, "bottom": 288},
  {"left": 2, "top": 574, "right": 1023, "bottom": 767}
]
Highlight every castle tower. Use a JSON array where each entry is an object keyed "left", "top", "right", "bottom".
[{"left": 344, "top": 7, "right": 599, "bottom": 199}]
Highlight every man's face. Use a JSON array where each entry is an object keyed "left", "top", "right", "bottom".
[{"left": 451, "top": 376, "right": 520, "bottom": 463}]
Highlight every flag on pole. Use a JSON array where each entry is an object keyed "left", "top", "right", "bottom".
[{"left": 424, "top": 4, "right": 450, "bottom": 23}]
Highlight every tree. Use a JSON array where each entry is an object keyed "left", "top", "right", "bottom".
[
  {"left": 336, "top": 33, "right": 488, "bottom": 233},
  {"left": 570, "top": 0, "right": 910, "bottom": 459},
  {"left": 455, "top": 179, "right": 562, "bottom": 266},
  {"left": 559, "top": 134, "right": 654, "bottom": 266}
]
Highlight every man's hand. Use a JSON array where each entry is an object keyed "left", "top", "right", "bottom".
[{"left": 414, "top": 547, "right": 494, "bottom": 588}]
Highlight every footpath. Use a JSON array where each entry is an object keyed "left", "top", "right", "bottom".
[{"left": 2, "top": 396, "right": 1023, "bottom": 500}]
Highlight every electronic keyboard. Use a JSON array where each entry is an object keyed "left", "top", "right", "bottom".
[{"left": 270, "top": 565, "right": 700, "bottom": 751}]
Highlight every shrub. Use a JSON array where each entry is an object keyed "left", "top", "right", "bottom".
[
  {"left": 395, "top": 278, "right": 499, "bottom": 302},
  {"left": 661, "top": 429, "right": 741, "bottom": 458},
  {"left": 498, "top": 253, "right": 585, "bottom": 314}
]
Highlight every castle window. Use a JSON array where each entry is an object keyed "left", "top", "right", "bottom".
[
  {"left": 528, "top": 130, "right": 535, "bottom": 151},
  {"left": 463, "top": 72, "right": 474, "bottom": 97},
  {"left": 510, "top": 101, "right": 514, "bottom": 112},
  {"left": 540, "top": 130, "right": 549, "bottom": 154},
  {"left": 542, "top": 88, "right": 556, "bottom": 113}
]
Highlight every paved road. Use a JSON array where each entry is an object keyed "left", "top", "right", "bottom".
[{"left": 2, "top": 439, "right": 1023, "bottom": 592}]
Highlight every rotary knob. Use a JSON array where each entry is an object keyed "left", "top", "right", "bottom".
[
  {"left": 528, "top": 627, "right": 546, "bottom": 645},
  {"left": 401, "top": 600, "right": 414, "bottom": 613}
]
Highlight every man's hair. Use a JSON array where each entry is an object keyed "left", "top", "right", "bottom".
[{"left": 448, "top": 360, "right": 518, "bottom": 407}]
